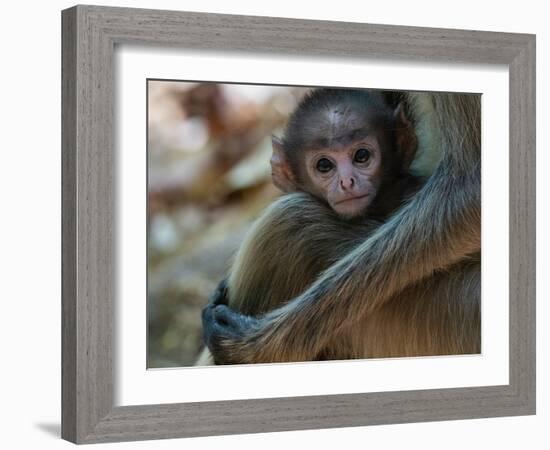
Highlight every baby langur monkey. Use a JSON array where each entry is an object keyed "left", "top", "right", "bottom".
[
  {"left": 270, "top": 89, "right": 423, "bottom": 220},
  {"left": 196, "top": 89, "right": 424, "bottom": 365}
]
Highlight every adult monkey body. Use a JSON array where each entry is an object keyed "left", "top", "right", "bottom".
[
  {"left": 201, "top": 89, "right": 481, "bottom": 365},
  {"left": 196, "top": 89, "right": 429, "bottom": 365}
]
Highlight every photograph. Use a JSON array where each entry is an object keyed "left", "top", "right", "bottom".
[{"left": 147, "top": 81, "right": 482, "bottom": 368}]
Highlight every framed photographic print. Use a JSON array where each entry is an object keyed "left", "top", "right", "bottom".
[{"left": 61, "top": 4, "right": 536, "bottom": 444}]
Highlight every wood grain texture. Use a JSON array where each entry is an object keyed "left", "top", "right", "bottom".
[
  {"left": 508, "top": 36, "right": 536, "bottom": 410},
  {"left": 61, "top": 4, "right": 536, "bottom": 444},
  {"left": 61, "top": 7, "right": 77, "bottom": 443}
]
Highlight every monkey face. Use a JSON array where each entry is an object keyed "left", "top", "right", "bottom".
[{"left": 303, "top": 137, "right": 383, "bottom": 219}]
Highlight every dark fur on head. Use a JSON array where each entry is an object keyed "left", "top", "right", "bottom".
[{"left": 282, "top": 89, "right": 408, "bottom": 184}]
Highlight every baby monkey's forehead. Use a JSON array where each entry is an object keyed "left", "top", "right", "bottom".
[
  {"left": 301, "top": 126, "right": 378, "bottom": 151},
  {"left": 284, "top": 96, "right": 392, "bottom": 151},
  {"left": 321, "top": 105, "right": 373, "bottom": 127}
]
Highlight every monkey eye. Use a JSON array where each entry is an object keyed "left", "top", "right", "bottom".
[
  {"left": 316, "top": 158, "right": 334, "bottom": 173},
  {"left": 354, "top": 148, "right": 371, "bottom": 163}
]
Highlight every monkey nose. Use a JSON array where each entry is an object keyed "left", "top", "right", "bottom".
[{"left": 340, "top": 177, "right": 355, "bottom": 190}]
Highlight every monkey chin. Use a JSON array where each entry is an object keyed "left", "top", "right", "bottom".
[{"left": 331, "top": 194, "right": 372, "bottom": 220}]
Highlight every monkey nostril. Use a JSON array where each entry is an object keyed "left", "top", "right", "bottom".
[{"left": 341, "top": 177, "right": 355, "bottom": 190}]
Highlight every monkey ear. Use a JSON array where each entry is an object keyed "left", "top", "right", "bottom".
[
  {"left": 270, "top": 136, "right": 297, "bottom": 193},
  {"left": 393, "top": 103, "right": 418, "bottom": 171}
]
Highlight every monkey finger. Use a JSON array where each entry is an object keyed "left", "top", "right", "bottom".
[
  {"left": 209, "top": 278, "right": 229, "bottom": 306},
  {"left": 202, "top": 304, "right": 233, "bottom": 347},
  {"left": 212, "top": 305, "right": 246, "bottom": 332}
]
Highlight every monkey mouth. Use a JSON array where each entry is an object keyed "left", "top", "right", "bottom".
[{"left": 335, "top": 194, "right": 370, "bottom": 205}]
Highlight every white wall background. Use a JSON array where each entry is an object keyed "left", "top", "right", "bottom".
[{"left": 0, "top": 1, "right": 546, "bottom": 449}]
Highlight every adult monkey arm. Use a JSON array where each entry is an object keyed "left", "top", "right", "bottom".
[
  {"left": 203, "top": 92, "right": 481, "bottom": 364},
  {"left": 196, "top": 192, "right": 374, "bottom": 365}
]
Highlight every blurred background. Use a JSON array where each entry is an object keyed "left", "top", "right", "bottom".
[{"left": 147, "top": 81, "right": 309, "bottom": 368}]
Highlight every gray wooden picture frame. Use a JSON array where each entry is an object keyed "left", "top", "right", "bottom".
[{"left": 61, "top": 4, "right": 536, "bottom": 444}]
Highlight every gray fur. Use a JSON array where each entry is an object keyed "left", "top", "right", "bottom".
[{"left": 203, "top": 91, "right": 481, "bottom": 364}]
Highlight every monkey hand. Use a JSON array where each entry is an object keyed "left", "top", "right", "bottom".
[{"left": 202, "top": 280, "right": 260, "bottom": 365}]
